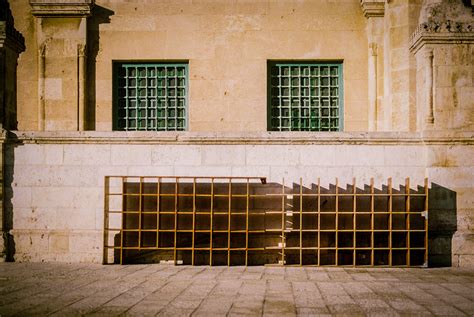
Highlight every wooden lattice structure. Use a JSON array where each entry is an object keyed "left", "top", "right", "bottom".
[{"left": 103, "top": 176, "right": 428, "bottom": 267}]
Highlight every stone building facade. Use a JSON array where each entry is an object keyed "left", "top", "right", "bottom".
[{"left": 0, "top": 0, "right": 473, "bottom": 266}]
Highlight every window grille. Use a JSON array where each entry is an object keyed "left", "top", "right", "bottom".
[
  {"left": 114, "top": 63, "right": 188, "bottom": 131},
  {"left": 268, "top": 62, "right": 343, "bottom": 131}
]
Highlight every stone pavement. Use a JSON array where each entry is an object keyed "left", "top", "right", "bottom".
[{"left": 0, "top": 263, "right": 473, "bottom": 316}]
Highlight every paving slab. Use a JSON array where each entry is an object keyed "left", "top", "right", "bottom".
[{"left": 0, "top": 263, "right": 473, "bottom": 316}]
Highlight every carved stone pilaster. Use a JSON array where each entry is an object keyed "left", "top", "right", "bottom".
[
  {"left": 30, "top": 1, "right": 93, "bottom": 131},
  {"left": 361, "top": 1, "right": 384, "bottom": 131}
]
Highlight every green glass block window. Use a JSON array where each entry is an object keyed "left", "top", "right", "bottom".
[
  {"left": 114, "top": 63, "right": 188, "bottom": 131},
  {"left": 268, "top": 62, "right": 343, "bottom": 131}
]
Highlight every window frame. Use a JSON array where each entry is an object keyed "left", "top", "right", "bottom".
[
  {"left": 112, "top": 61, "right": 189, "bottom": 131},
  {"left": 267, "top": 61, "right": 344, "bottom": 132}
]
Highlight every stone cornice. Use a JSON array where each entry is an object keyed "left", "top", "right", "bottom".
[
  {"left": 410, "top": 22, "right": 474, "bottom": 54},
  {"left": 29, "top": 0, "right": 94, "bottom": 17},
  {"left": 360, "top": 0, "right": 385, "bottom": 18},
  {"left": 8, "top": 131, "right": 474, "bottom": 145}
]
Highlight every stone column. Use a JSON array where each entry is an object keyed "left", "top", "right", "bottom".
[
  {"left": 411, "top": 0, "right": 474, "bottom": 267},
  {"left": 78, "top": 43, "right": 87, "bottom": 131},
  {"left": 29, "top": 0, "right": 93, "bottom": 131},
  {"left": 0, "top": 0, "right": 25, "bottom": 261},
  {"left": 424, "top": 49, "right": 434, "bottom": 126},
  {"left": 360, "top": 1, "right": 385, "bottom": 131}
]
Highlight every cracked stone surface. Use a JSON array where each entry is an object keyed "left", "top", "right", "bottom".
[{"left": 0, "top": 263, "right": 473, "bottom": 316}]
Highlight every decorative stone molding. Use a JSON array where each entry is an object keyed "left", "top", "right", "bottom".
[
  {"left": 29, "top": 0, "right": 94, "bottom": 17},
  {"left": 360, "top": 0, "right": 385, "bottom": 18},
  {"left": 8, "top": 131, "right": 474, "bottom": 146},
  {"left": 411, "top": 22, "right": 474, "bottom": 53},
  {"left": 410, "top": 0, "right": 474, "bottom": 53}
]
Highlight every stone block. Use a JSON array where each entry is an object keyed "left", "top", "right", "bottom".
[
  {"left": 446, "top": 145, "right": 474, "bottom": 167},
  {"left": 64, "top": 144, "right": 111, "bottom": 166},
  {"left": 269, "top": 166, "right": 310, "bottom": 185},
  {"left": 231, "top": 166, "right": 270, "bottom": 179},
  {"left": 95, "top": 80, "right": 112, "bottom": 101},
  {"left": 334, "top": 145, "right": 385, "bottom": 167},
  {"left": 72, "top": 187, "right": 102, "bottom": 209},
  {"left": 31, "top": 187, "right": 75, "bottom": 208},
  {"left": 345, "top": 120, "right": 367, "bottom": 132},
  {"left": 14, "top": 145, "right": 45, "bottom": 165},
  {"left": 13, "top": 207, "right": 48, "bottom": 229},
  {"left": 452, "top": 231, "right": 474, "bottom": 268},
  {"left": 424, "top": 146, "right": 447, "bottom": 167},
  {"left": 111, "top": 145, "right": 152, "bottom": 166},
  {"left": 49, "top": 234, "right": 69, "bottom": 252},
  {"left": 11, "top": 230, "right": 49, "bottom": 255},
  {"left": 297, "top": 145, "right": 336, "bottom": 166},
  {"left": 13, "top": 165, "right": 56, "bottom": 187},
  {"left": 390, "top": 48, "right": 410, "bottom": 73},
  {"left": 427, "top": 167, "right": 474, "bottom": 188},
  {"left": 202, "top": 145, "right": 246, "bottom": 166},
  {"left": 384, "top": 145, "right": 424, "bottom": 167},
  {"left": 44, "top": 144, "right": 64, "bottom": 165},
  {"left": 246, "top": 145, "right": 300, "bottom": 166},
  {"left": 51, "top": 166, "right": 102, "bottom": 187},
  {"left": 126, "top": 165, "right": 175, "bottom": 176},
  {"left": 173, "top": 166, "right": 231, "bottom": 177},
  {"left": 11, "top": 187, "right": 32, "bottom": 208},
  {"left": 352, "top": 166, "right": 426, "bottom": 188},
  {"left": 105, "top": 15, "right": 156, "bottom": 32},
  {"left": 456, "top": 188, "right": 474, "bottom": 211},
  {"left": 152, "top": 145, "right": 202, "bottom": 166},
  {"left": 69, "top": 230, "right": 101, "bottom": 253},
  {"left": 44, "top": 78, "right": 63, "bottom": 100}
]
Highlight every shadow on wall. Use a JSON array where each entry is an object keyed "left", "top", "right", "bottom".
[
  {"left": 429, "top": 183, "right": 457, "bottom": 267},
  {"left": 3, "top": 132, "right": 21, "bottom": 261},
  {"left": 87, "top": 5, "right": 114, "bottom": 130},
  {"left": 106, "top": 180, "right": 456, "bottom": 267}
]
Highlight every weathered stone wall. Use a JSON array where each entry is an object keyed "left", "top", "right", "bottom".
[
  {"left": 6, "top": 131, "right": 473, "bottom": 265},
  {"left": 4, "top": 0, "right": 474, "bottom": 267},
  {"left": 11, "top": 0, "right": 370, "bottom": 131}
]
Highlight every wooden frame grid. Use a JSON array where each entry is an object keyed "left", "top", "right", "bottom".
[{"left": 103, "top": 176, "right": 428, "bottom": 267}]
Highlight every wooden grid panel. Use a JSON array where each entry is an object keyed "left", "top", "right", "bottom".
[{"left": 103, "top": 176, "right": 428, "bottom": 267}]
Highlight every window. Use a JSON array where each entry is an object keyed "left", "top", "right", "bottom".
[
  {"left": 268, "top": 62, "right": 343, "bottom": 131},
  {"left": 114, "top": 62, "right": 188, "bottom": 131}
]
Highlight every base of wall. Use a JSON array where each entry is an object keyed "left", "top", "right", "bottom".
[
  {"left": 0, "top": 232, "right": 6, "bottom": 262},
  {"left": 10, "top": 229, "right": 474, "bottom": 267},
  {"left": 10, "top": 229, "right": 102, "bottom": 263},
  {"left": 452, "top": 231, "right": 474, "bottom": 268}
]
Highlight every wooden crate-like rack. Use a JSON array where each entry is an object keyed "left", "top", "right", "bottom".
[{"left": 103, "top": 176, "right": 428, "bottom": 267}]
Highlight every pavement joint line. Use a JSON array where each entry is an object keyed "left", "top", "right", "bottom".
[{"left": 189, "top": 278, "right": 220, "bottom": 316}]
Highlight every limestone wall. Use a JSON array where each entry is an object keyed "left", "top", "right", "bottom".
[
  {"left": 5, "top": 131, "right": 473, "bottom": 265},
  {"left": 11, "top": 0, "right": 369, "bottom": 131}
]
